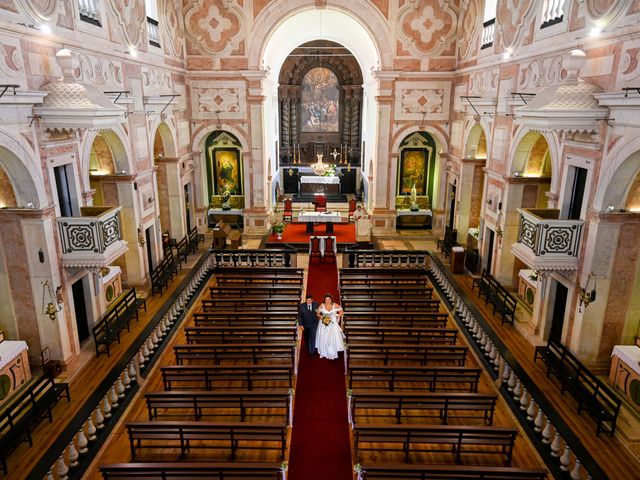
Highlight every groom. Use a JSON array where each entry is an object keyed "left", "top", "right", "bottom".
[{"left": 298, "top": 294, "right": 319, "bottom": 357}]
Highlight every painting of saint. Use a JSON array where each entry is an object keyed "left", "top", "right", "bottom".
[
  {"left": 301, "top": 67, "right": 340, "bottom": 132},
  {"left": 213, "top": 149, "right": 242, "bottom": 194},
  {"left": 399, "top": 149, "right": 427, "bottom": 195}
]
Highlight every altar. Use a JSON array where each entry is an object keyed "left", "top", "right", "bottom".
[
  {"left": 299, "top": 176, "right": 341, "bottom": 195},
  {"left": 609, "top": 345, "right": 640, "bottom": 410},
  {"left": 298, "top": 211, "right": 342, "bottom": 234}
]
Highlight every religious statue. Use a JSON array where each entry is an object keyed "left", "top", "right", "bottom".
[{"left": 410, "top": 183, "right": 420, "bottom": 211}]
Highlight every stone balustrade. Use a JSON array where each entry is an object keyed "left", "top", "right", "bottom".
[
  {"left": 481, "top": 18, "right": 495, "bottom": 49},
  {"left": 541, "top": 0, "right": 565, "bottom": 27}
]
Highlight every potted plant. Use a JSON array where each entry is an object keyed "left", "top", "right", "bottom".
[{"left": 272, "top": 221, "right": 285, "bottom": 240}]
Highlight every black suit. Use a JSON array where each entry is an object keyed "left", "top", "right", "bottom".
[{"left": 298, "top": 301, "right": 319, "bottom": 355}]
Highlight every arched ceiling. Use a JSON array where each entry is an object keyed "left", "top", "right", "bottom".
[{"left": 279, "top": 40, "right": 363, "bottom": 86}]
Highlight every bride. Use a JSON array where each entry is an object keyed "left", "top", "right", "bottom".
[{"left": 315, "top": 294, "right": 345, "bottom": 360}]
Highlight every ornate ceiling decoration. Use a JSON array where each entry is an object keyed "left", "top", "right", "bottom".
[
  {"left": 496, "top": 0, "right": 537, "bottom": 51},
  {"left": 397, "top": 0, "right": 458, "bottom": 57},
  {"left": 184, "top": 0, "right": 243, "bottom": 56},
  {"left": 161, "top": 0, "right": 185, "bottom": 58},
  {"left": 106, "top": 0, "right": 146, "bottom": 48},
  {"left": 458, "top": 0, "right": 480, "bottom": 60},
  {"left": 13, "top": 0, "right": 58, "bottom": 25},
  {"left": 584, "top": 0, "right": 632, "bottom": 26}
]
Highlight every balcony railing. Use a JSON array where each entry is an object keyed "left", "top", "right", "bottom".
[
  {"left": 512, "top": 208, "right": 583, "bottom": 271},
  {"left": 57, "top": 206, "right": 128, "bottom": 268},
  {"left": 147, "top": 17, "right": 160, "bottom": 48},
  {"left": 481, "top": 18, "right": 495, "bottom": 49},
  {"left": 540, "top": 0, "right": 564, "bottom": 28},
  {"left": 78, "top": 0, "right": 101, "bottom": 26}
]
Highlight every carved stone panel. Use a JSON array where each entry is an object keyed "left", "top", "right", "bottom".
[
  {"left": 184, "top": 0, "right": 243, "bottom": 55},
  {"left": 394, "top": 81, "right": 451, "bottom": 121},
  {"left": 190, "top": 80, "right": 247, "bottom": 120},
  {"left": 397, "top": 0, "right": 457, "bottom": 57}
]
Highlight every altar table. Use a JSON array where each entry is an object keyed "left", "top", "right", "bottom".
[
  {"left": 300, "top": 176, "right": 341, "bottom": 195},
  {"left": 0, "top": 340, "right": 31, "bottom": 406},
  {"left": 298, "top": 211, "right": 342, "bottom": 234},
  {"left": 610, "top": 345, "right": 640, "bottom": 410},
  {"left": 396, "top": 209, "right": 433, "bottom": 229}
]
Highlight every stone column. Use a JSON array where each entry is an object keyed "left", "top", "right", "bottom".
[
  {"left": 0, "top": 207, "right": 73, "bottom": 365},
  {"left": 457, "top": 158, "right": 485, "bottom": 243},
  {"left": 492, "top": 180, "right": 525, "bottom": 287},
  {"left": 155, "top": 156, "right": 186, "bottom": 240},
  {"left": 114, "top": 176, "right": 146, "bottom": 286}
]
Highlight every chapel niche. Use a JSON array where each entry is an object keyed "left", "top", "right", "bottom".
[{"left": 278, "top": 40, "right": 363, "bottom": 167}]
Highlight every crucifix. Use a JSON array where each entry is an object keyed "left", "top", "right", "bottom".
[{"left": 330, "top": 148, "right": 340, "bottom": 163}]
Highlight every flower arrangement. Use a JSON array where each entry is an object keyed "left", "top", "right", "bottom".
[
  {"left": 322, "top": 164, "right": 337, "bottom": 177},
  {"left": 321, "top": 314, "right": 332, "bottom": 326},
  {"left": 272, "top": 222, "right": 285, "bottom": 235}
]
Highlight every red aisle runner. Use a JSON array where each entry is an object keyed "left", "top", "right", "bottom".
[{"left": 287, "top": 259, "right": 353, "bottom": 480}]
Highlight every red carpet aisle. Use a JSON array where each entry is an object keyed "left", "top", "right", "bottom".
[{"left": 287, "top": 259, "right": 353, "bottom": 480}]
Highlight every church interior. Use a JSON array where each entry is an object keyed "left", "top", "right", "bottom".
[{"left": 1, "top": 0, "right": 640, "bottom": 479}]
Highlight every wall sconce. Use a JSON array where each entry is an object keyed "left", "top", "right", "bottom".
[
  {"left": 579, "top": 272, "right": 597, "bottom": 311},
  {"left": 137, "top": 226, "right": 146, "bottom": 247},
  {"left": 41, "top": 280, "right": 62, "bottom": 321}
]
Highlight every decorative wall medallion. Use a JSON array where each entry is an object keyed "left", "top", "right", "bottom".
[
  {"left": 395, "top": 81, "right": 451, "bottom": 121},
  {"left": 161, "top": 0, "right": 184, "bottom": 58},
  {"left": 190, "top": 80, "right": 246, "bottom": 120},
  {"left": 397, "top": 0, "right": 457, "bottom": 56},
  {"left": 13, "top": 0, "right": 58, "bottom": 25},
  {"left": 102, "top": 215, "right": 121, "bottom": 248},
  {"left": 106, "top": 0, "right": 146, "bottom": 48},
  {"left": 184, "top": 0, "right": 243, "bottom": 55},
  {"left": 78, "top": 54, "right": 124, "bottom": 88},
  {"left": 458, "top": 0, "right": 479, "bottom": 60},
  {"left": 584, "top": 0, "right": 632, "bottom": 25},
  {"left": 496, "top": 0, "right": 536, "bottom": 50},
  {"left": 518, "top": 55, "right": 564, "bottom": 92},
  {"left": 469, "top": 69, "right": 498, "bottom": 96}
]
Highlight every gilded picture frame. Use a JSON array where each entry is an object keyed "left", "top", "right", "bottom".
[
  {"left": 209, "top": 147, "right": 243, "bottom": 195},
  {"left": 398, "top": 148, "right": 429, "bottom": 195}
]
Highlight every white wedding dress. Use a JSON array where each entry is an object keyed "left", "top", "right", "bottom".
[{"left": 315, "top": 303, "right": 345, "bottom": 360}]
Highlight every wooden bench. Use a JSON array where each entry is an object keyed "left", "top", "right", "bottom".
[
  {"left": 0, "top": 374, "right": 70, "bottom": 474},
  {"left": 192, "top": 312, "right": 297, "bottom": 328},
  {"left": 534, "top": 339, "right": 621, "bottom": 435},
  {"left": 214, "top": 268, "right": 304, "bottom": 287},
  {"left": 350, "top": 392, "right": 497, "bottom": 426},
  {"left": 210, "top": 285, "right": 303, "bottom": 298},
  {"left": 471, "top": 269, "right": 517, "bottom": 325},
  {"left": 126, "top": 421, "right": 287, "bottom": 460},
  {"left": 344, "top": 312, "right": 449, "bottom": 329},
  {"left": 339, "top": 272, "right": 429, "bottom": 287},
  {"left": 187, "top": 226, "right": 202, "bottom": 253},
  {"left": 344, "top": 326, "right": 457, "bottom": 345},
  {"left": 173, "top": 343, "right": 297, "bottom": 366},
  {"left": 347, "top": 365, "right": 481, "bottom": 392},
  {"left": 346, "top": 344, "right": 467, "bottom": 367},
  {"left": 161, "top": 365, "right": 294, "bottom": 391},
  {"left": 176, "top": 235, "right": 190, "bottom": 264},
  {"left": 100, "top": 462, "right": 285, "bottom": 479},
  {"left": 201, "top": 299, "right": 299, "bottom": 312},
  {"left": 358, "top": 464, "right": 548, "bottom": 480},
  {"left": 437, "top": 227, "right": 458, "bottom": 259},
  {"left": 151, "top": 252, "right": 179, "bottom": 295},
  {"left": 340, "top": 288, "right": 433, "bottom": 300},
  {"left": 353, "top": 424, "right": 517, "bottom": 464},
  {"left": 92, "top": 288, "right": 147, "bottom": 357},
  {"left": 341, "top": 298, "right": 441, "bottom": 313},
  {"left": 145, "top": 390, "right": 291, "bottom": 423},
  {"left": 185, "top": 326, "right": 298, "bottom": 344}
]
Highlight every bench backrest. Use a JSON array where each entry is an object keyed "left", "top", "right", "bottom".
[{"left": 100, "top": 463, "right": 284, "bottom": 480}]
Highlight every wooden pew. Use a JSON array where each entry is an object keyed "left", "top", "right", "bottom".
[
  {"left": 192, "top": 312, "right": 297, "bottom": 328},
  {"left": 347, "top": 365, "right": 481, "bottom": 392},
  {"left": 126, "top": 421, "right": 287, "bottom": 460},
  {"left": 214, "top": 268, "right": 303, "bottom": 287},
  {"left": 342, "top": 298, "right": 441, "bottom": 313},
  {"left": 340, "top": 268, "right": 428, "bottom": 282},
  {"left": 346, "top": 344, "right": 468, "bottom": 367},
  {"left": 185, "top": 326, "right": 298, "bottom": 344},
  {"left": 344, "top": 312, "right": 449, "bottom": 329},
  {"left": 344, "top": 326, "right": 458, "bottom": 345},
  {"left": 161, "top": 365, "right": 294, "bottom": 391},
  {"left": 339, "top": 285, "right": 433, "bottom": 299},
  {"left": 100, "top": 462, "right": 285, "bottom": 479},
  {"left": 210, "top": 285, "right": 302, "bottom": 298},
  {"left": 357, "top": 464, "right": 548, "bottom": 480},
  {"left": 201, "top": 298, "right": 299, "bottom": 312},
  {"left": 173, "top": 343, "right": 297, "bottom": 366},
  {"left": 339, "top": 276, "right": 429, "bottom": 287},
  {"left": 353, "top": 424, "right": 517, "bottom": 465},
  {"left": 350, "top": 391, "right": 497, "bottom": 426},
  {"left": 145, "top": 390, "right": 291, "bottom": 424}
]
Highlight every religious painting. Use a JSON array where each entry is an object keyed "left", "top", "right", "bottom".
[
  {"left": 211, "top": 148, "right": 242, "bottom": 195},
  {"left": 301, "top": 67, "right": 340, "bottom": 132},
  {"left": 399, "top": 149, "right": 428, "bottom": 195}
]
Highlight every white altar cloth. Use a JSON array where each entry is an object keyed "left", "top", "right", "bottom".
[
  {"left": 396, "top": 209, "right": 433, "bottom": 216},
  {"left": 208, "top": 208, "right": 243, "bottom": 216},
  {"left": 298, "top": 212, "right": 342, "bottom": 223},
  {"left": 300, "top": 176, "right": 340, "bottom": 185},
  {"left": 612, "top": 345, "right": 640, "bottom": 376},
  {"left": 0, "top": 340, "right": 28, "bottom": 370}
]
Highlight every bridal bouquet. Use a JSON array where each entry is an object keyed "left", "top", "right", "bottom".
[{"left": 321, "top": 314, "right": 332, "bottom": 326}]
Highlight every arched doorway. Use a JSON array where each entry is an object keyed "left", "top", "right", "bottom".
[{"left": 394, "top": 131, "right": 436, "bottom": 230}]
